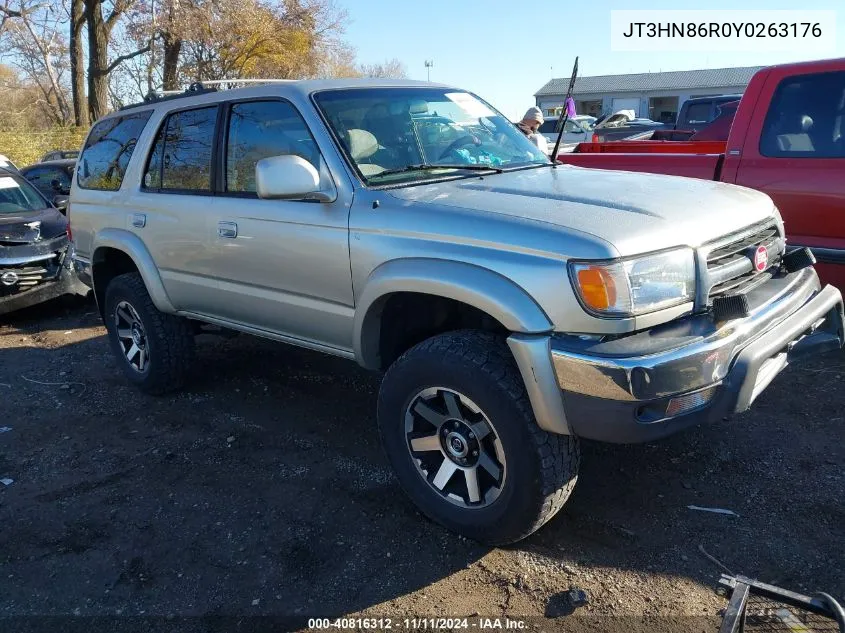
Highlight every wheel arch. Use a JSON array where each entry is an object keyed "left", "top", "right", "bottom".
[
  {"left": 91, "top": 229, "right": 175, "bottom": 317},
  {"left": 354, "top": 258, "right": 553, "bottom": 370}
]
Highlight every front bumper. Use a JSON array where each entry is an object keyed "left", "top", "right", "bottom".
[
  {"left": 509, "top": 267, "right": 844, "bottom": 443},
  {"left": 0, "top": 244, "right": 90, "bottom": 316}
]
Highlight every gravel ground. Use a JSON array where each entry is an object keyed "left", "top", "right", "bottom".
[{"left": 0, "top": 296, "right": 842, "bottom": 633}]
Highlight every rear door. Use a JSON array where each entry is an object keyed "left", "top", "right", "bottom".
[{"left": 734, "top": 65, "right": 845, "bottom": 290}]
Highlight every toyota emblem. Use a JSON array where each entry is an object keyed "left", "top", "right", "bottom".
[
  {"left": 1, "top": 271, "right": 19, "bottom": 286},
  {"left": 753, "top": 245, "right": 769, "bottom": 272}
]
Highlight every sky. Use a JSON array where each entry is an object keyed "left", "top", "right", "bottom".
[{"left": 340, "top": 0, "right": 844, "bottom": 120}]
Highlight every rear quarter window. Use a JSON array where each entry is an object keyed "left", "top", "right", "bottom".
[{"left": 78, "top": 110, "right": 152, "bottom": 190}]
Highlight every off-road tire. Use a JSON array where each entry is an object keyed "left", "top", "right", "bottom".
[
  {"left": 378, "top": 330, "right": 579, "bottom": 545},
  {"left": 103, "top": 272, "right": 195, "bottom": 395}
]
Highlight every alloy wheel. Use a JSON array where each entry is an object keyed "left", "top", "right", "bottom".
[
  {"left": 404, "top": 387, "right": 506, "bottom": 508},
  {"left": 114, "top": 300, "right": 149, "bottom": 373}
]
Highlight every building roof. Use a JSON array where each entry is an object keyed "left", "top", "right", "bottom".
[{"left": 535, "top": 66, "right": 764, "bottom": 97}]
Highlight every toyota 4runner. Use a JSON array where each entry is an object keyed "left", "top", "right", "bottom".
[{"left": 69, "top": 79, "right": 845, "bottom": 544}]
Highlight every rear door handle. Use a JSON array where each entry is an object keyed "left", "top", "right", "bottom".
[{"left": 218, "top": 221, "right": 238, "bottom": 239}]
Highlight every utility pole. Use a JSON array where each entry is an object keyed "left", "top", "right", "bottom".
[{"left": 424, "top": 60, "right": 433, "bottom": 81}]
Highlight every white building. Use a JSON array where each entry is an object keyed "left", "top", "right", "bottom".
[{"left": 535, "top": 66, "right": 762, "bottom": 123}]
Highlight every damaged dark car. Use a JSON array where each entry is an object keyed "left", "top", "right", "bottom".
[{"left": 0, "top": 166, "right": 88, "bottom": 316}]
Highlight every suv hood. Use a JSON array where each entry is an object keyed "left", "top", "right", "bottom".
[{"left": 386, "top": 165, "right": 776, "bottom": 258}]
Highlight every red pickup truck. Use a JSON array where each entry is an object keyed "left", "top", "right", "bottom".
[{"left": 558, "top": 58, "right": 845, "bottom": 292}]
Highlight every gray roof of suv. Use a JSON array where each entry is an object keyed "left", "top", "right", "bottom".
[{"left": 109, "top": 79, "right": 452, "bottom": 119}]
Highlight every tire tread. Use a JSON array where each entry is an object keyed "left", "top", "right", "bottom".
[{"left": 381, "top": 329, "right": 579, "bottom": 544}]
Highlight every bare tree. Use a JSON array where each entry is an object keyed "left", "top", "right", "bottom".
[
  {"left": 359, "top": 58, "right": 408, "bottom": 79},
  {"left": 69, "top": 0, "right": 87, "bottom": 125},
  {"left": 0, "top": 0, "right": 72, "bottom": 125},
  {"left": 85, "top": 0, "right": 152, "bottom": 120}
]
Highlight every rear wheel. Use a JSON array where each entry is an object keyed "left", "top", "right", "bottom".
[
  {"left": 378, "top": 330, "right": 579, "bottom": 545},
  {"left": 103, "top": 272, "right": 195, "bottom": 394}
]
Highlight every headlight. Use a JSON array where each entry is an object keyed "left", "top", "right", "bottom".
[{"left": 569, "top": 248, "right": 695, "bottom": 317}]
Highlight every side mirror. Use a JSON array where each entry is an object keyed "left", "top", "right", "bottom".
[
  {"left": 52, "top": 194, "right": 69, "bottom": 214},
  {"left": 255, "top": 155, "right": 334, "bottom": 202}
]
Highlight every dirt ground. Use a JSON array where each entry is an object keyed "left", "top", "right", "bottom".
[{"left": 1, "top": 296, "right": 842, "bottom": 633}]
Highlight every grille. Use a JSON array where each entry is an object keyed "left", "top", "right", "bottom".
[
  {"left": 704, "top": 221, "right": 784, "bottom": 303},
  {"left": 0, "top": 258, "right": 61, "bottom": 297}
]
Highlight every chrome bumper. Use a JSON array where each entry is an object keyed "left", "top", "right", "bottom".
[{"left": 511, "top": 268, "right": 844, "bottom": 443}]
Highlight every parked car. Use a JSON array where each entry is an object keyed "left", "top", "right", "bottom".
[
  {"left": 19, "top": 159, "right": 75, "bottom": 213},
  {"left": 538, "top": 115, "right": 595, "bottom": 145},
  {"left": 591, "top": 110, "right": 668, "bottom": 142},
  {"left": 675, "top": 94, "right": 744, "bottom": 132},
  {"left": 40, "top": 150, "right": 79, "bottom": 162},
  {"left": 69, "top": 79, "right": 843, "bottom": 544},
  {"left": 0, "top": 166, "right": 88, "bottom": 315},
  {"left": 557, "top": 57, "right": 845, "bottom": 293}
]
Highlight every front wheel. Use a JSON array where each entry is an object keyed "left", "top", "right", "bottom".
[{"left": 378, "top": 330, "right": 579, "bottom": 545}]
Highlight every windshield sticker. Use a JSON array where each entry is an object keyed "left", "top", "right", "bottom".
[
  {"left": 0, "top": 177, "right": 20, "bottom": 190},
  {"left": 445, "top": 93, "right": 495, "bottom": 118}
]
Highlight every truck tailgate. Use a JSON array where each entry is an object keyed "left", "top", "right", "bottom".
[{"left": 557, "top": 152, "right": 724, "bottom": 180}]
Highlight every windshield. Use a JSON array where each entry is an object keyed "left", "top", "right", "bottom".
[
  {"left": 0, "top": 174, "right": 48, "bottom": 214},
  {"left": 314, "top": 88, "right": 549, "bottom": 185}
]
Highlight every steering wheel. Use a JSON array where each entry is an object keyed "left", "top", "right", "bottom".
[{"left": 438, "top": 135, "right": 480, "bottom": 161}]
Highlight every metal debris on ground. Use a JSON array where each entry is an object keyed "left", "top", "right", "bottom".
[
  {"left": 688, "top": 505, "right": 740, "bottom": 517},
  {"left": 1, "top": 478, "right": 13, "bottom": 486},
  {"left": 0, "top": 427, "right": 11, "bottom": 433}
]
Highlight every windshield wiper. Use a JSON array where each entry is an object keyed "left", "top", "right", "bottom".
[{"left": 368, "top": 163, "right": 504, "bottom": 179}]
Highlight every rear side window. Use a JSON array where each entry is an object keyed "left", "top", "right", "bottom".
[
  {"left": 78, "top": 111, "right": 152, "bottom": 190},
  {"left": 683, "top": 103, "right": 711, "bottom": 125},
  {"left": 144, "top": 106, "right": 217, "bottom": 192},
  {"left": 224, "top": 100, "right": 321, "bottom": 194},
  {"left": 760, "top": 71, "right": 845, "bottom": 158}
]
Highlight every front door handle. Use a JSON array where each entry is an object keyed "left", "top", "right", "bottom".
[{"left": 218, "top": 221, "right": 238, "bottom": 239}]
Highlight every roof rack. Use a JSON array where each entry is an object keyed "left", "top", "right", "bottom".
[{"left": 118, "top": 79, "right": 293, "bottom": 112}]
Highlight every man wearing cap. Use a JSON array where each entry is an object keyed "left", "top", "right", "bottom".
[{"left": 516, "top": 106, "right": 549, "bottom": 154}]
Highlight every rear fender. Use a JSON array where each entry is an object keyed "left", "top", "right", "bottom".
[{"left": 92, "top": 228, "right": 175, "bottom": 313}]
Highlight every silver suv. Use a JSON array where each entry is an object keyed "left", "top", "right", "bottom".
[{"left": 69, "top": 79, "right": 844, "bottom": 544}]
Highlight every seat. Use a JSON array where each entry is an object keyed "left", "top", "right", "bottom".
[
  {"left": 776, "top": 114, "right": 815, "bottom": 152},
  {"left": 347, "top": 129, "right": 384, "bottom": 176}
]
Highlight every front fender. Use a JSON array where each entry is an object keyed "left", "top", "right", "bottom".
[
  {"left": 92, "top": 228, "right": 176, "bottom": 313},
  {"left": 354, "top": 258, "right": 553, "bottom": 369}
]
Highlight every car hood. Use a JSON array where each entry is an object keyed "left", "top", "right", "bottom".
[
  {"left": 0, "top": 207, "right": 67, "bottom": 244},
  {"left": 386, "top": 165, "right": 776, "bottom": 257}
]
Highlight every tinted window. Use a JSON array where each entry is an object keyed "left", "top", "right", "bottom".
[
  {"left": 760, "top": 71, "right": 845, "bottom": 158},
  {"left": 683, "top": 103, "right": 712, "bottom": 125},
  {"left": 78, "top": 111, "right": 152, "bottom": 190},
  {"left": 144, "top": 106, "right": 217, "bottom": 191},
  {"left": 225, "top": 101, "right": 320, "bottom": 193},
  {"left": 24, "top": 166, "right": 71, "bottom": 195}
]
